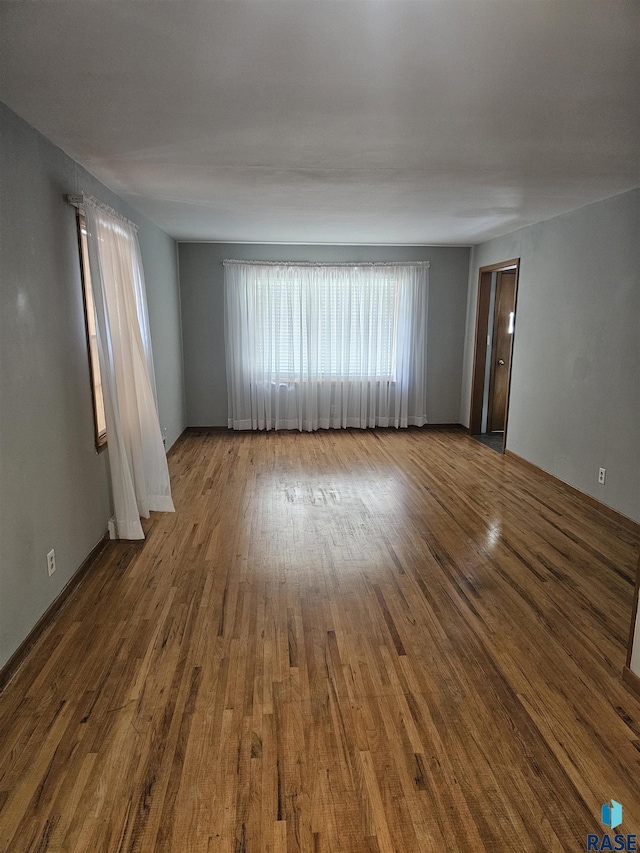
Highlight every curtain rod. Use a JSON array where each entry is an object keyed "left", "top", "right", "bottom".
[
  {"left": 66, "top": 193, "right": 139, "bottom": 232},
  {"left": 222, "top": 260, "right": 430, "bottom": 268}
]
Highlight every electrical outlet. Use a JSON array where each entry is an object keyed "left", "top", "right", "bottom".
[
  {"left": 598, "top": 467, "right": 606, "bottom": 485},
  {"left": 47, "top": 549, "right": 56, "bottom": 577}
]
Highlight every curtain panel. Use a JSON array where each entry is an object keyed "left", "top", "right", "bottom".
[
  {"left": 83, "top": 198, "right": 174, "bottom": 539},
  {"left": 224, "top": 261, "right": 429, "bottom": 431}
]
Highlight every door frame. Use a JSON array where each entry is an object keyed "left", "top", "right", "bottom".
[{"left": 469, "top": 258, "right": 520, "bottom": 451}]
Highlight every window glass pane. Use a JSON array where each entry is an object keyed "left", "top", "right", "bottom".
[
  {"left": 254, "top": 268, "right": 399, "bottom": 380},
  {"left": 78, "top": 215, "right": 107, "bottom": 444}
]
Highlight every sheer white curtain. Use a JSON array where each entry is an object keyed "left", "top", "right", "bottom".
[
  {"left": 224, "top": 261, "right": 429, "bottom": 431},
  {"left": 83, "top": 198, "right": 174, "bottom": 539}
]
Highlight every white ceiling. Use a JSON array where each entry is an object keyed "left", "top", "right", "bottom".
[{"left": 1, "top": 1, "right": 638, "bottom": 245}]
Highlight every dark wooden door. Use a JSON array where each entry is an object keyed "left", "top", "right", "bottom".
[{"left": 487, "top": 270, "right": 517, "bottom": 433}]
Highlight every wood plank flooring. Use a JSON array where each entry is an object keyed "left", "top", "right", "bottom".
[{"left": 1, "top": 428, "right": 639, "bottom": 852}]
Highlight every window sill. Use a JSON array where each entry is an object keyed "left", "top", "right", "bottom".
[{"left": 257, "top": 378, "right": 397, "bottom": 385}]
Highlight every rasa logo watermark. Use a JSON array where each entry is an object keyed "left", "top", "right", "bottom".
[{"left": 586, "top": 800, "right": 637, "bottom": 851}]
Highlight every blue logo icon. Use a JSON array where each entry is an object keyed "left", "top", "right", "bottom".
[
  {"left": 602, "top": 800, "right": 623, "bottom": 830},
  {"left": 588, "top": 800, "right": 635, "bottom": 850}
]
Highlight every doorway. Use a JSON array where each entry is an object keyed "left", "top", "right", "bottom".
[{"left": 469, "top": 259, "right": 520, "bottom": 454}]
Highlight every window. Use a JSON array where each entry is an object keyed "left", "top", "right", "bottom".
[
  {"left": 255, "top": 268, "right": 400, "bottom": 381},
  {"left": 224, "top": 261, "right": 429, "bottom": 431},
  {"left": 76, "top": 213, "right": 107, "bottom": 449}
]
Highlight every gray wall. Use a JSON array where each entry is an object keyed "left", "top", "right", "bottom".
[
  {"left": 137, "top": 229, "right": 186, "bottom": 449},
  {"left": 179, "top": 243, "right": 470, "bottom": 427},
  {"left": 0, "top": 102, "right": 186, "bottom": 669},
  {"left": 460, "top": 189, "right": 640, "bottom": 523}
]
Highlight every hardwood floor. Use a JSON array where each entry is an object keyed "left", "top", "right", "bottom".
[{"left": 1, "top": 428, "right": 639, "bottom": 852}]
